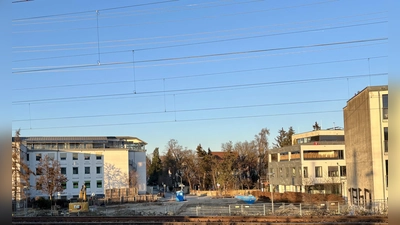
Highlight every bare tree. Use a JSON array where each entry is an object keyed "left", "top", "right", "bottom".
[
  {"left": 254, "top": 128, "right": 270, "bottom": 189},
  {"left": 12, "top": 129, "right": 32, "bottom": 210},
  {"left": 180, "top": 149, "right": 198, "bottom": 191},
  {"left": 234, "top": 141, "right": 258, "bottom": 189},
  {"left": 36, "top": 155, "right": 68, "bottom": 208}
]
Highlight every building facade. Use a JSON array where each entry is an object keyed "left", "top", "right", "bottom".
[
  {"left": 16, "top": 136, "right": 147, "bottom": 199},
  {"left": 343, "top": 85, "right": 388, "bottom": 204},
  {"left": 268, "top": 129, "right": 346, "bottom": 196}
]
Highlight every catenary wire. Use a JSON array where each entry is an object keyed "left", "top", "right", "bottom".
[
  {"left": 13, "top": 110, "right": 344, "bottom": 131},
  {"left": 12, "top": 0, "right": 178, "bottom": 21},
  {"left": 13, "top": 11, "right": 387, "bottom": 50},
  {"left": 11, "top": 72, "right": 387, "bottom": 104},
  {"left": 12, "top": 99, "right": 347, "bottom": 122},
  {"left": 12, "top": 20, "right": 387, "bottom": 54},
  {"left": 12, "top": 56, "right": 387, "bottom": 91},
  {"left": 12, "top": 38, "right": 388, "bottom": 74},
  {"left": 12, "top": 0, "right": 339, "bottom": 34},
  {"left": 12, "top": 0, "right": 262, "bottom": 25}
]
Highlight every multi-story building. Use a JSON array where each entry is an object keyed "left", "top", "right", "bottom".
[
  {"left": 15, "top": 136, "right": 147, "bottom": 199},
  {"left": 343, "top": 85, "right": 388, "bottom": 205},
  {"left": 268, "top": 129, "right": 346, "bottom": 196}
]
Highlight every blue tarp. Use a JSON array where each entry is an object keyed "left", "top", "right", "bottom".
[{"left": 235, "top": 195, "right": 256, "bottom": 204}]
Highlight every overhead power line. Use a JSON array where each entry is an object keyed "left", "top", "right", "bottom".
[
  {"left": 13, "top": 109, "right": 344, "bottom": 131},
  {"left": 12, "top": 0, "right": 339, "bottom": 34},
  {"left": 12, "top": 38, "right": 388, "bottom": 74},
  {"left": 12, "top": 0, "right": 262, "bottom": 25},
  {"left": 13, "top": 11, "right": 387, "bottom": 50},
  {"left": 12, "top": 72, "right": 388, "bottom": 105},
  {"left": 12, "top": 56, "right": 387, "bottom": 91},
  {"left": 12, "top": 0, "right": 178, "bottom": 21},
  {"left": 12, "top": 20, "right": 387, "bottom": 54},
  {"left": 12, "top": 98, "right": 347, "bottom": 122}
]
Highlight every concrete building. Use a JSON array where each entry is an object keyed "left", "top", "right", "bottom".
[
  {"left": 343, "top": 85, "right": 388, "bottom": 204},
  {"left": 15, "top": 136, "right": 147, "bottom": 199},
  {"left": 268, "top": 129, "right": 346, "bottom": 196}
]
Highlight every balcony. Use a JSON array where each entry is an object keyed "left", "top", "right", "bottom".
[{"left": 303, "top": 150, "right": 343, "bottom": 160}]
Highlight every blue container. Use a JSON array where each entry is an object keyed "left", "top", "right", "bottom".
[{"left": 176, "top": 191, "right": 185, "bottom": 202}]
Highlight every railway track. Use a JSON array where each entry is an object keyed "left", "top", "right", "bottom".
[{"left": 12, "top": 215, "right": 388, "bottom": 225}]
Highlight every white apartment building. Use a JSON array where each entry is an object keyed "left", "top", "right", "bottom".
[
  {"left": 268, "top": 129, "right": 347, "bottom": 197},
  {"left": 343, "top": 85, "right": 388, "bottom": 204},
  {"left": 17, "top": 136, "right": 147, "bottom": 199}
]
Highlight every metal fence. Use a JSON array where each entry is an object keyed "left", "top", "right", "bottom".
[{"left": 180, "top": 201, "right": 388, "bottom": 216}]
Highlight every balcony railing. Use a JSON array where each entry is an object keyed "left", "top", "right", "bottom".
[
  {"left": 280, "top": 154, "right": 289, "bottom": 161},
  {"left": 303, "top": 152, "right": 340, "bottom": 160}
]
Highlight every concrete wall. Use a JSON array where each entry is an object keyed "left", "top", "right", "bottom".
[
  {"left": 129, "top": 151, "right": 147, "bottom": 194},
  {"left": 344, "top": 86, "right": 388, "bottom": 202}
]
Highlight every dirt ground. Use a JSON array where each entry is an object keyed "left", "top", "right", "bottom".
[{"left": 14, "top": 191, "right": 346, "bottom": 217}]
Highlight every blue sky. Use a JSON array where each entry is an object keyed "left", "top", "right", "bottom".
[{"left": 11, "top": 0, "right": 388, "bottom": 154}]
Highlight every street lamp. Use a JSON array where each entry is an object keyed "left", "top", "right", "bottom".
[{"left": 267, "top": 173, "right": 275, "bottom": 214}]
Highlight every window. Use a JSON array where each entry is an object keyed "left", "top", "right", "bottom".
[
  {"left": 85, "top": 167, "right": 90, "bottom": 174},
  {"left": 340, "top": 166, "right": 346, "bottom": 177},
  {"left": 279, "top": 168, "right": 283, "bottom": 177},
  {"left": 73, "top": 182, "right": 79, "bottom": 189},
  {"left": 303, "top": 167, "right": 308, "bottom": 178},
  {"left": 382, "top": 94, "right": 388, "bottom": 119},
  {"left": 328, "top": 166, "right": 338, "bottom": 177},
  {"left": 73, "top": 167, "right": 78, "bottom": 174},
  {"left": 285, "top": 167, "right": 289, "bottom": 177},
  {"left": 36, "top": 153, "right": 42, "bottom": 161},
  {"left": 84, "top": 153, "right": 90, "bottom": 160},
  {"left": 84, "top": 181, "right": 91, "bottom": 188},
  {"left": 97, "top": 180, "right": 102, "bottom": 188},
  {"left": 315, "top": 166, "right": 323, "bottom": 177},
  {"left": 337, "top": 150, "right": 344, "bottom": 159},
  {"left": 96, "top": 154, "right": 102, "bottom": 160},
  {"left": 47, "top": 153, "right": 55, "bottom": 160},
  {"left": 61, "top": 167, "right": 66, "bottom": 175},
  {"left": 26, "top": 153, "right": 29, "bottom": 161},
  {"left": 61, "top": 182, "right": 67, "bottom": 189},
  {"left": 96, "top": 166, "right": 101, "bottom": 174},
  {"left": 292, "top": 167, "right": 296, "bottom": 177},
  {"left": 385, "top": 160, "right": 388, "bottom": 187},
  {"left": 36, "top": 167, "right": 42, "bottom": 175},
  {"left": 298, "top": 167, "right": 302, "bottom": 177},
  {"left": 384, "top": 127, "right": 388, "bottom": 152},
  {"left": 60, "top": 153, "right": 67, "bottom": 160},
  {"left": 73, "top": 153, "right": 78, "bottom": 160}
]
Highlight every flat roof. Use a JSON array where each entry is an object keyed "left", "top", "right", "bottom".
[{"left": 14, "top": 136, "right": 147, "bottom": 145}]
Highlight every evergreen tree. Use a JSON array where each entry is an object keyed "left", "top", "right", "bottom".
[
  {"left": 147, "top": 148, "right": 163, "bottom": 185},
  {"left": 273, "top": 126, "right": 295, "bottom": 148},
  {"left": 313, "top": 122, "right": 321, "bottom": 130}
]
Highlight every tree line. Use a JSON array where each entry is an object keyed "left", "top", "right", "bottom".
[{"left": 147, "top": 127, "right": 295, "bottom": 192}]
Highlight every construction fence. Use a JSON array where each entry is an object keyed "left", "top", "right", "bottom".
[{"left": 181, "top": 200, "right": 388, "bottom": 216}]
